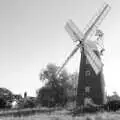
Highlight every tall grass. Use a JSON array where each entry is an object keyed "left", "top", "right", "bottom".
[{"left": 1, "top": 109, "right": 120, "bottom": 120}]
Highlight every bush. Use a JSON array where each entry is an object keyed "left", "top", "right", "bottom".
[
  {"left": 0, "top": 97, "right": 6, "bottom": 108},
  {"left": 0, "top": 88, "right": 13, "bottom": 109},
  {"left": 23, "top": 99, "right": 36, "bottom": 108},
  {"left": 36, "top": 86, "right": 67, "bottom": 107},
  {"left": 17, "top": 97, "right": 36, "bottom": 109},
  {"left": 104, "top": 100, "right": 120, "bottom": 112}
]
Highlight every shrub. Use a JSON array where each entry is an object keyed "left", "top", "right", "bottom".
[{"left": 36, "top": 86, "right": 67, "bottom": 107}]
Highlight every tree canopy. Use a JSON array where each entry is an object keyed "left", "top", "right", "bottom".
[
  {"left": 37, "top": 63, "right": 78, "bottom": 107},
  {"left": 0, "top": 88, "right": 13, "bottom": 108}
]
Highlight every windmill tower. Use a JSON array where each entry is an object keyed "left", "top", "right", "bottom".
[{"left": 56, "top": 3, "right": 111, "bottom": 107}]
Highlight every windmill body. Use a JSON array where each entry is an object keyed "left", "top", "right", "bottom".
[{"left": 76, "top": 47, "right": 106, "bottom": 106}]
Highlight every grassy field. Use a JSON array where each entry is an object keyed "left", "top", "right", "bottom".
[{"left": 1, "top": 109, "right": 120, "bottom": 120}]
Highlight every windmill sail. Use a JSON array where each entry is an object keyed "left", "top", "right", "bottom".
[
  {"left": 57, "top": 3, "right": 110, "bottom": 76},
  {"left": 83, "top": 3, "right": 111, "bottom": 40},
  {"left": 65, "top": 3, "right": 111, "bottom": 44},
  {"left": 56, "top": 44, "right": 80, "bottom": 76},
  {"left": 65, "top": 19, "right": 84, "bottom": 42},
  {"left": 84, "top": 44, "right": 103, "bottom": 74},
  {"left": 86, "top": 54, "right": 100, "bottom": 74}
]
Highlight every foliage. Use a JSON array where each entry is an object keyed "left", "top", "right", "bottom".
[
  {"left": 16, "top": 97, "right": 36, "bottom": 109},
  {"left": 37, "top": 86, "right": 67, "bottom": 107},
  {"left": 23, "top": 98, "right": 36, "bottom": 108},
  {"left": 0, "top": 88, "right": 13, "bottom": 108},
  {"left": 13, "top": 94, "right": 23, "bottom": 101},
  {"left": 104, "top": 92, "right": 120, "bottom": 111},
  {"left": 107, "top": 91, "right": 120, "bottom": 102},
  {"left": 0, "top": 97, "right": 7, "bottom": 108},
  {"left": 104, "top": 100, "right": 120, "bottom": 112},
  {"left": 37, "top": 63, "right": 74, "bottom": 107}
]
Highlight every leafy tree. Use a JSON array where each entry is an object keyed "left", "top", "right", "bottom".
[
  {"left": 0, "top": 88, "right": 13, "bottom": 108},
  {"left": 37, "top": 63, "right": 71, "bottom": 107},
  {"left": 39, "top": 63, "right": 70, "bottom": 89}
]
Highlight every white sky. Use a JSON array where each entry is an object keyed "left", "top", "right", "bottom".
[{"left": 0, "top": 0, "right": 119, "bottom": 97}]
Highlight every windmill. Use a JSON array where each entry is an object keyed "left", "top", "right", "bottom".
[{"left": 56, "top": 3, "right": 111, "bottom": 107}]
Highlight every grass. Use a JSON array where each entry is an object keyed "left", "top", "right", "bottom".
[{"left": 1, "top": 109, "right": 120, "bottom": 120}]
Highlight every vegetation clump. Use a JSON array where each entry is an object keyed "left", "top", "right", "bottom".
[
  {"left": 36, "top": 63, "right": 78, "bottom": 108},
  {"left": 0, "top": 88, "right": 13, "bottom": 109}
]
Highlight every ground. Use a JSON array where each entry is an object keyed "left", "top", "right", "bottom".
[{"left": 1, "top": 109, "right": 120, "bottom": 120}]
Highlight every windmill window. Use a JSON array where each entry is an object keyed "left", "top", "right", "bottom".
[
  {"left": 85, "top": 70, "right": 91, "bottom": 76},
  {"left": 86, "top": 59, "right": 89, "bottom": 64},
  {"left": 85, "top": 86, "right": 91, "bottom": 93}
]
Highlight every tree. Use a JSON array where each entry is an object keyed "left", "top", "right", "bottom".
[
  {"left": 39, "top": 63, "right": 70, "bottom": 89},
  {"left": 0, "top": 88, "right": 13, "bottom": 108},
  {"left": 107, "top": 91, "right": 120, "bottom": 101},
  {"left": 37, "top": 63, "right": 71, "bottom": 107}
]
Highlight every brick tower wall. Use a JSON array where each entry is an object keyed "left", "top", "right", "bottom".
[{"left": 76, "top": 48, "right": 106, "bottom": 106}]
